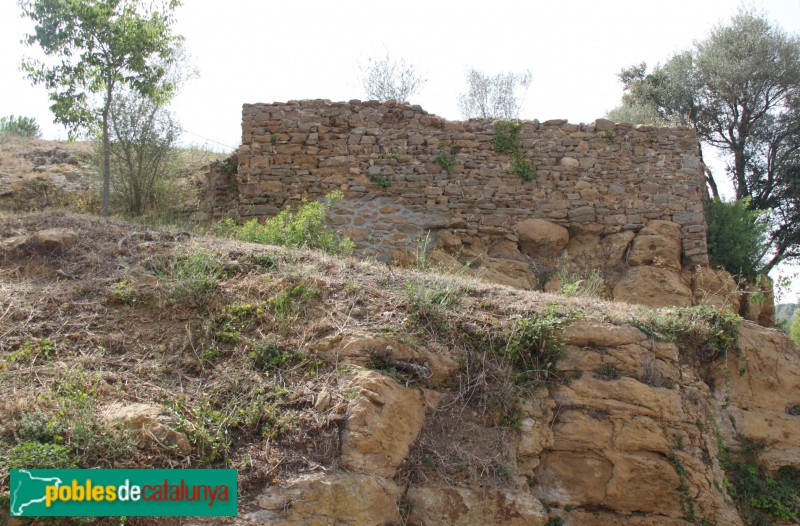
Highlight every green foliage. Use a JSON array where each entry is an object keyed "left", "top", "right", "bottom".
[
  {"left": 404, "top": 277, "right": 466, "bottom": 331},
  {"left": 169, "top": 251, "right": 227, "bottom": 302},
  {"left": 20, "top": 0, "right": 184, "bottom": 217},
  {"left": 790, "top": 310, "right": 800, "bottom": 347},
  {"left": 217, "top": 191, "right": 354, "bottom": 255},
  {"left": 436, "top": 147, "right": 457, "bottom": 175},
  {"left": 787, "top": 405, "right": 800, "bottom": 416},
  {"left": 593, "top": 364, "right": 621, "bottom": 381},
  {"left": 111, "top": 280, "right": 134, "bottom": 304},
  {"left": 558, "top": 268, "right": 604, "bottom": 297},
  {"left": 268, "top": 283, "right": 319, "bottom": 328},
  {"left": 103, "top": 87, "right": 182, "bottom": 216},
  {"left": 251, "top": 340, "right": 298, "bottom": 372},
  {"left": 720, "top": 436, "right": 800, "bottom": 524},
  {"left": 2, "top": 338, "right": 55, "bottom": 366},
  {"left": 499, "top": 307, "right": 568, "bottom": 385},
  {"left": 545, "top": 518, "right": 564, "bottom": 526},
  {"left": 6, "top": 442, "right": 77, "bottom": 470},
  {"left": 0, "top": 114, "right": 41, "bottom": 138},
  {"left": 706, "top": 198, "right": 770, "bottom": 278},
  {"left": 632, "top": 305, "right": 740, "bottom": 364},
  {"left": 668, "top": 452, "right": 698, "bottom": 522},
  {"left": 493, "top": 119, "right": 536, "bottom": 181},
  {"left": 610, "top": 11, "right": 800, "bottom": 270},
  {"left": 368, "top": 172, "right": 392, "bottom": 188},
  {"left": 597, "top": 129, "right": 617, "bottom": 140}
]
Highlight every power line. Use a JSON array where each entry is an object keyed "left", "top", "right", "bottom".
[{"left": 178, "top": 127, "right": 238, "bottom": 151}]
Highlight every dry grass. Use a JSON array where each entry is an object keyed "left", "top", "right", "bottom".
[{"left": 0, "top": 210, "right": 652, "bottom": 524}]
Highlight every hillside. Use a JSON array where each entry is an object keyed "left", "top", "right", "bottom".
[{"left": 1, "top": 211, "right": 799, "bottom": 525}]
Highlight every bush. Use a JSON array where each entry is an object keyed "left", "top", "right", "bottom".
[
  {"left": 0, "top": 115, "right": 41, "bottom": 138},
  {"left": 217, "top": 191, "right": 353, "bottom": 255},
  {"left": 790, "top": 311, "right": 800, "bottom": 348},
  {"left": 706, "top": 198, "right": 770, "bottom": 278}
]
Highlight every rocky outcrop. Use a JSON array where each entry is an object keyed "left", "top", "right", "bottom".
[{"left": 253, "top": 315, "right": 800, "bottom": 526}]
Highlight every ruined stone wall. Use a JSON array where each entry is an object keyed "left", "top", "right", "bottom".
[{"left": 232, "top": 99, "right": 709, "bottom": 267}]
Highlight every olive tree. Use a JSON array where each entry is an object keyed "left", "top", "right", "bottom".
[
  {"left": 609, "top": 10, "right": 800, "bottom": 271},
  {"left": 458, "top": 68, "right": 532, "bottom": 120},
  {"left": 19, "top": 0, "right": 183, "bottom": 217},
  {"left": 360, "top": 53, "right": 426, "bottom": 103}
]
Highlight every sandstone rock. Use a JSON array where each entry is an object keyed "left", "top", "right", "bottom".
[
  {"left": 594, "top": 118, "right": 616, "bottom": 131},
  {"left": 103, "top": 402, "right": 190, "bottom": 453},
  {"left": 639, "top": 220, "right": 681, "bottom": 244},
  {"left": 534, "top": 451, "right": 613, "bottom": 506},
  {"left": 515, "top": 219, "right": 569, "bottom": 258},
  {"left": 603, "top": 451, "right": 682, "bottom": 514},
  {"left": 488, "top": 239, "right": 526, "bottom": 261},
  {"left": 563, "top": 320, "right": 646, "bottom": 347},
  {"left": 33, "top": 228, "right": 78, "bottom": 253},
  {"left": 613, "top": 266, "right": 692, "bottom": 307},
  {"left": 479, "top": 258, "right": 534, "bottom": 290},
  {"left": 436, "top": 230, "right": 462, "bottom": 254},
  {"left": 601, "top": 231, "right": 635, "bottom": 262},
  {"left": 691, "top": 266, "right": 740, "bottom": 313},
  {"left": 565, "top": 233, "right": 601, "bottom": 262},
  {"left": 252, "top": 473, "right": 401, "bottom": 525},
  {"left": 340, "top": 370, "right": 427, "bottom": 477},
  {"left": 406, "top": 485, "right": 548, "bottom": 526},
  {"left": 627, "top": 234, "right": 681, "bottom": 270}
]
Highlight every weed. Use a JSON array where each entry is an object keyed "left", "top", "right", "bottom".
[
  {"left": 111, "top": 281, "right": 134, "bottom": 304},
  {"left": 162, "top": 250, "right": 227, "bottom": 303},
  {"left": 545, "top": 518, "right": 564, "bottom": 526},
  {"left": 387, "top": 151, "right": 401, "bottom": 161},
  {"left": 368, "top": 172, "right": 392, "bottom": 188},
  {"left": 593, "top": 364, "right": 621, "bottom": 381},
  {"left": 720, "top": 435, "right": 800, "bottom": 524},
  {"left": 558, "top": 268, "right": 604, "bottom": 297},
  {"left": 493, "top": 119, "right": 536, "bottom": 181},
  {"left": 631, "top": 306, "right": 740, "bottom": 364},
  {"left": 404, "top": 277, "right": 465, "bottom": 331},
  {"left": 215, "top": 191, "right": 354, "bottom": 255},
  {"left": 668, "top": 451, "right": 696, "bottom": 522},
  {"left": 499, "top": 305, "right": 570, "bottom": 385},
  {"left": 270, "top": 132, "right": 279, "bottom": 145},
  {"left": 2, "top": 338, "right": 55, "bottom": 365},
  {"left": 251, "top": 340, "right": 300, "bottom": 372},
  {"left": 598, "top": 129, "right": 616, "bottom": 140},
  {"left": 268, "top": 283, "right": 319, "bottom": 328},
  {"left": 436, "top": 147, "right": 457, "bottom": 175},
  {"left": 0, "top": 114, "right": 41, "bottom": 138},
  {"left": 787, "top": 405, "right": 800, "bottom": 416},
  {"left": 6, "top": 442, "right": 77, "bottom": 470},
  {"left": 218, "top": 157, "right": 238, "bottom": 176}
]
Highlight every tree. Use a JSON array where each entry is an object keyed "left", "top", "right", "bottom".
[
  {"left": 609, "top": 10, "right": 800, "bottom": 272},
  {"left": 0, "top": 115, "right": 42, "bottom": 138},
  {"left": 19, "top": 0, "right": 183, "bottom": 218},
  {"left": 458, "top": 68, "right": 532, "bottom": 120},
  {"left": 106, "top": 87, "right": 181, "bottom": 215},
  {"left": 790, "top": 309, "right": 800, "bottom": 347},
  {"left": 360, "top": 53, "right": 426, "bottom": 103}
]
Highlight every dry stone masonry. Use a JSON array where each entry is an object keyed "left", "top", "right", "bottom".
[{"left": 203, "top": 99, "right": 771, "bottom": 315}]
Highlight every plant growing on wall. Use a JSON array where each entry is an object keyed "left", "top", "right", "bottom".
[
  {"left": 436, "top": 147, "right": 457, "bottom": 175},
  {"left": 493, "top": 119, "right": 536, "bottom": 181}
]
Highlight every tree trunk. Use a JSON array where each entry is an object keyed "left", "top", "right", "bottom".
[{"left": 101, "top": 81, "right": 114, "bottom": 218}]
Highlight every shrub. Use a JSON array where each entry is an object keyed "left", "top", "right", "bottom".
[
  {"left": 6, "top": 442, "right": 77, "bottom": 469},
  {"left": 500, "top": 307, "right": 568, "bottom": 385},
  {"left": 706, "top": 198, "right": 769, "bottom": 278},
  {"left": 217, "top": 191, "right": 354, "bottom": 255},
  {"left": 790, "top": 311, "right": 800, "bottom": 348},
  {"left": 558, "top": 268, "right": 604, "bottom": 297},
  {"left": 0, "top": 115, "right": 41, "bottom": 138}
]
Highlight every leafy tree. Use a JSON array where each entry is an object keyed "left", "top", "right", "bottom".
[
  {"left": 608, "top": 10, "right": 800, "bottom": 271},
  {"left": 0, "top": 115, "right": 42, "bottom": 138},
  {"left": 19, "top": 0, "right": 183, "bottom": 218},
  {"left": 105, "top": 88, "right": 181, "bottom": 215},
  {"left": 791, "top": 310, "right": 800, "bottom": 347},
  {"left": 706, "top": 198, "right": 770, "bottom": 278},
  {"left": 458, "top": 68, "right": 532, "bottom": 120},
  {"left": 360, "top": 53, "right": 426, "bottom": 103}
]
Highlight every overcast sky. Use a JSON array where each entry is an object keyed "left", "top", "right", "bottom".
[{"left": 2, "top": 0, "right": 799, "bottom": 301}]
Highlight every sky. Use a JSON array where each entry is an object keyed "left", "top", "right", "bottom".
[{"left": 2, "top": 0, "right": 800, "bottom": 302}]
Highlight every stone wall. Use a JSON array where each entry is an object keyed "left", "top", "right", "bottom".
[{"left": 231, "top": 99, "right": 709, "bottom": 268}]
